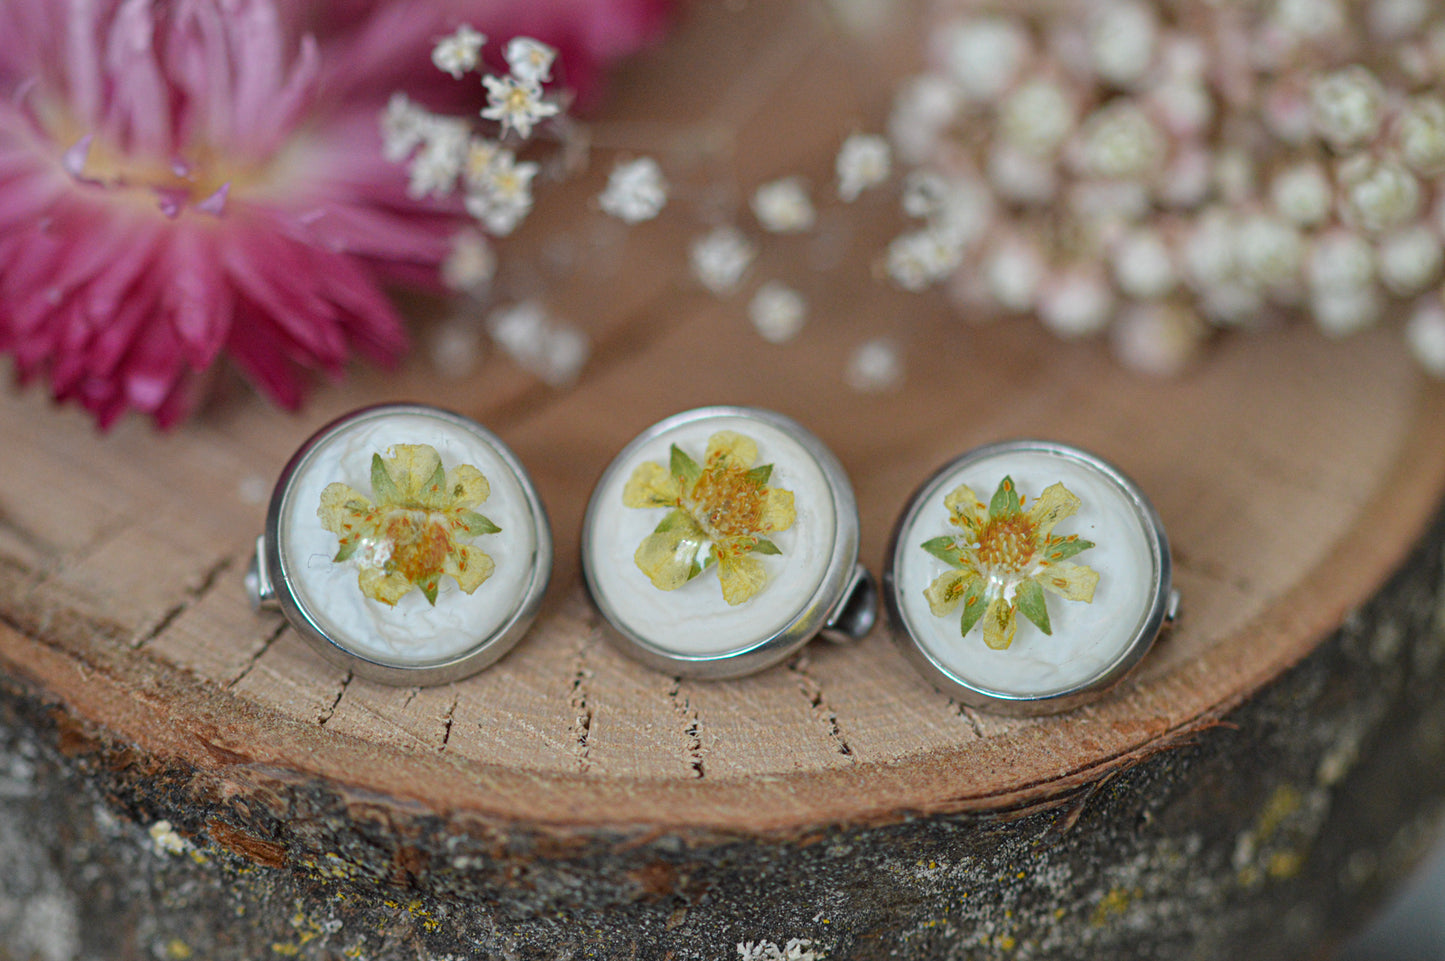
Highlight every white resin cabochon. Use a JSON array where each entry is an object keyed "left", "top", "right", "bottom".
[
  {"left": 585, "top": 415, "right": 838, "bottom": 658},
  {"left": 279, "top": 413, "right": 541, "bottom": 666},
  {"left": 892, "top": 448, "right": 1160, "bottom": 698}
]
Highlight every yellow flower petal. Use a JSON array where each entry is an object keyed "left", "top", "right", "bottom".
[
  {"left": 634, "top": 526, "right": 703, "bottom": 591},
  {"left": 444, "top": 463, "right": 490, "bottom": 509},
  {"left": 1037, "top": 562, "right": 1099, "bottom": 603},
  {"left": 943, "top": 483, "right": 988, "bottom": 536},
  {"left": 982, "top": 596, "right": 1018, "bottom": 650},
  {"left": 623, "top": 461, "right": 681, "bottom": 508},
  {"left": 1027, "top": 482, "right": 1081, "bottom": 541},
  {"left": 318, "top": 483, "right": 371, "bottom": 535},
  {"left": 705, "top": 430, "right": 758, "bottom": 470},
  {"left": 358, "top": 568, "right": 414, "bottom": 606},
  {"left": 445, "top": 544, "right": 495, "bottom": 594},
  {"left": 386, "top": 444, "right": 444, "bottom": 500},
  {"left": 760, "top": 487, "right": 796, "bottom": 532},
  {"left": 717, "top": 551, "right": 767, "bottom": 606},
  {"left": 924, "top": 569, "right": 974, "bottom": 617}
]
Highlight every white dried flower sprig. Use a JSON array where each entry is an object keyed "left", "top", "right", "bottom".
[{"left": 384, "top": 27, "right": 672, "bottom": 390}]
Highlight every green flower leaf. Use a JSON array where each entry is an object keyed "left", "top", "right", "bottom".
[
  {"left": 420, "top": 578, "right": 440, "bottom": 606},
  {"left": 371, "top": 452, "right": 401, "bottom": 504},
  {"left": 988, "top": 476, "right": 1021, "bottom": 520},
  {"left": 922, "top": 536, "right": 968, "bottom": 568},
  {"left": 670, "top": 444, "right": 702, "bottom": 485},
  {"left": 459, "top": 510, "right": 501, "bottom": 536},
  {"left": 699, "top": 545, "right": 717, "bottom": 572},
  {"left": 745, "top": 464, "right": 773, "bottom": 486},
  {"left": 1045, "top": 536, "right": 1095, "bottom": 562},
  {"left": 1016, "top": 579, "right": 1052, "bottom": 635},
  {"left": 752, "top": 537, "right": 782, "bottom": 555},
  {"left": 333, "top": 539, "right": 358, "bottom": 563},
  {"left": 957, "top": 578, "right": 989, "bottom": 636}
]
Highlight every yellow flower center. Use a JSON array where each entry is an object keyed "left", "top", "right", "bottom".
[
  {"left": 687, "top": 466, "right": 764, "bottom": 539},
  {"left": 380, "top": 508, "right": 452, "bottom": 583},
  {"left": 976, "top": 515, "right": 1038, "bottom": 573}
]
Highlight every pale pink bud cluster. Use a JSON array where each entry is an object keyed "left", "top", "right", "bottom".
[{"left": 877, "top": 0, "right": 1445, "bottom": 377}]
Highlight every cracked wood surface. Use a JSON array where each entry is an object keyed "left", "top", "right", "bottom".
[{"left": 2, "top": 2, "right": 1445, "bottom": 839}]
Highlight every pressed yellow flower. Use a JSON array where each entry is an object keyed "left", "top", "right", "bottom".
[
  {"left": 922, "top": 476, "right": 1099, "bottom": 650},
  {"left": 318, "top": 444, "right": 499, "bottom": 606},
  {"left": 622, "top": 431, "right": 796, "bottom": 605}
]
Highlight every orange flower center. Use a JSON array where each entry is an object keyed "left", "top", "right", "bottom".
[
  {"left": 687, "top": 466, "right": 764, "bottom": 538},
  {"left": 977, "top": 516, "right": 1038, "bottom": 573},
  {"left": 381, "top": 509, "right": 452, "bottom": 583}
]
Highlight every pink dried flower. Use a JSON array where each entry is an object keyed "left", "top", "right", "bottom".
[
  {"left": 0, "top": 0, "right": 671, "bottom": 428},
  {"left": 0, "top": 0, "right": 458, "bottom": 427}
]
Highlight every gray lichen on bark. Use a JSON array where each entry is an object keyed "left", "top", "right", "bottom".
[{"left": 3, "top": 514, "right": 1445, "bottom": 961}]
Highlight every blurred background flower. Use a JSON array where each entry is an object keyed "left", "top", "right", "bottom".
[{"left": 0, "top": 0, "right": 668, "bottom": 428}]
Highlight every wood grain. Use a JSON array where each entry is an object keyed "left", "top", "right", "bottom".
[{"left": 2, "top": 1, "right": 1445, "bottom": 841}]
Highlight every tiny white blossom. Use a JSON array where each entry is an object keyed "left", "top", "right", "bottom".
[
  {"left": 749, "top": 282, "right": 807, "bottom": 343},
  {"left": 1181, "top": 209, "right": 1237, "bottom": 290},
  {"left": 429, "top": 321, "right": 484, "bottom": 379},
  {"left": 836, "top": 134, "right": 891, "bottom": 201},
  {"left": 846, "top": 338, "right": 903, "bottom": 392},
  {"left": 598, "top": 157, "right": 668, "bottom": 223},
  {"left": 889, "top": 75, "right": 960, "bottom": 164},
  {"left": 885, "top": 228, "right": 964, "bottom": 291},
  {"left": 1235, "top": 215, "right": 1303, "bottom": 290},
  {"left": 1111, "top": 304, "right": 1203, "bottom": 377},
  {"left": 1271, "top": 162, "right": 1333, "bottom": 226},
  {"left": 1396, "top": 97, "right": 1445, "bottom": 175},
  {"left": 939, "top": 16, "right": 1028, "bottom": 101},
  {"left": 1308, "top": 229, "right": 1375, "bottom": 292},
  {"left": 1149, "top": 78, "right": 1213, "bottom": 138},
  {"left": 505, "top": 37, "right": 557, "bottom": 85},
  {"left": 1157, "top": 147, "right": 1212, "bottom": 207},
  {"left": 1273, "top": 0, "right": 1346, "bottom": 40},
  {"left": 901, "top": 170, "right": 950, "bottom": 220},
  {"left": 440, "top": 228, "right": 496, "bottom": 294},
  {"left": 407, "top": 118, "right": 470, "bottom": 199},
  {"left": 1089, "top": 2, "right": 1158, "bottom": 88},
  {"left": 462, "top": 138, "right": 503, "bottom": 191},
  {"left": 1312, "top": 286, "right": 1380, "bottom": 336},
  {"left": 1369, "top": 0, "right": 1430, "bottom": 40},
  {"left": 1406, "top": 301, "right": 1445, "bottom": 376},
  {"left": 1073, "top": 101, "right": 1165, "bottom": 180},
  {"left": 1000, "top": 80, "right": 1075, "bottom": 157},
  {"left": 1377, "top": 225, "right": 1442, "bottom": 295},
  {"left": 380, "top": 92, "right": 430, "bottom": 163},
  {"left": 432, "top": 25, "right": 485, "bottom": 79},
  {"left": 487, "top": 301, "right": 589, "bottom": 386},
  {"left": 751, "top": 177, "right": 816, "bottom": 233},
  {"left": 1039, "top": 271, "right": 1114, "bottom": 338},
  {"left": 988, "top": 143, "right": 1059, "bottom": 204},
  {"left": 482, "top": 74, "right": 560, "bottom": 139},
  {"left": 1339, "top": 156, "right": 1420, "bottom": 232},
  {"left": 464, "top": 150, "right": 539, "bottom": 236},
  {"left": 1113, "top": 229, "right": 1177, "bottom": 299},
  {"left": 690, "top": 227, "right": 756, "bottom": 295},
  {"left": 1310, "top": 66, "right": 1384, "bottom": 152},
  {"left": 929, "top": 177, "right": 994, "bottom": 248},
  {"left": 984, "top": 239, "right": 1046, "bottom": 311}
]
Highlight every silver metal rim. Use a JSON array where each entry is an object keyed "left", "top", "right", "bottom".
[
  {"left": 883, "top": 439, "right": 1172, "bottom": 716},
  {"left": 581, "top": 406, "right": 864, "bottom": 679},
  {"left": 262, "top": 403, "right": 552, "bottom": 686}
]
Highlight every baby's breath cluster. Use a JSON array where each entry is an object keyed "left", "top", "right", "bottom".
[
  {"left": 865, "top": 0, "right": 1445, "bottom": 377},
  {"left": 385, "top": 28, "right": 674, "bottom": 389}
]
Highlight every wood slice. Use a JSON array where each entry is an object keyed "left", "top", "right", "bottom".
[{"left": 3, "top": 5, "right": 1445, "bottom": 960}]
